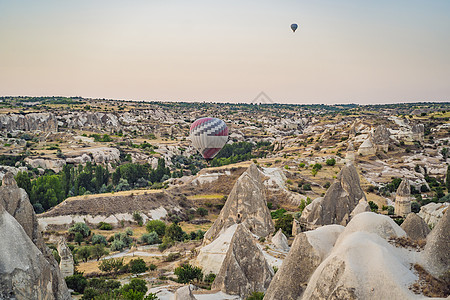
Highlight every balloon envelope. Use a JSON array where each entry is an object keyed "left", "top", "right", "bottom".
[
  {"left": 190, "top": 117, "right": 228, "bottom": 160},
  {"left": 291, "top": 23, "right": 298, "bottom": 32}
]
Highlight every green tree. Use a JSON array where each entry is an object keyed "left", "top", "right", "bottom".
[
  {"left": 165, "top": 223, "right": 186, "bottom": 242},
  {"left": 91, "top": 244, "right": 108, "bottom": 261},
  {"left": 197, "top": 207, "right": 208, "bottom": 217},
  {"left": 15, "top": 171, "right": 31, "bottom": 196},
  {"left": 30, "top": 174, "right": 64, "bottom": 210},
  {"left": 78, "top": 246, "right": 91, "bottom": 262},
  {"left": 121, "top": 278, "right": 147, "bottom": 294},
  {"left": 174, "top": 264, "right": 203, "bottom": 283},
  {"left": 246, "top": 292, "right": 265, "bottom": 300},
  {"left": 69, "top": 222, "right": 91, "bottom": 237},
  {"left": 140, "top": 232, "right": 160, "bottom": 245},
  {"left": 326, "top": 158, "right": 336, "bottom": 166},
  {"left": 129, "top": 258, "right": 148, "bottom": 274},
  {"left": 146, "top": 220, "right": 166, "bottom": 237},
  {"left": 275, "top": 214, "right": 293, "bottom": 236},
  {"left": 368, "top": 201, "right": 378, "bottom": 212},
  {"left": 74, "top": 232, "right": 84, "bottom": 245},
  {"left": 446, "top": 165, "right": 450, "bottom": 192},
  {"left": 91, "top": 234, "right": 107, "bottom": 245},
  {"left": 65, "top": 274, "right": 88, "bottom": 293}
]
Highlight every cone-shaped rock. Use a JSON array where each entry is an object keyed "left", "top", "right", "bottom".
[
  {"left": 265, "top": 225, "right": 344, "bottom": 300},
  {"left": 300, "top": 164, "right": 366, "bottom": 228},
  {"left": 271, "top": 228, "right": 289, "bottom": 252},
  {"left": 0, "top": 172, "right": 70, "bottom": 299},
  {"left": 203, "top": 163, "right": 274, "bottom": 244},
  {"left": 211, "top": 224, "right": 273, "bottom": 299},
  {"left": 400, "top": 213, "right": 430, "bottom": 241},
  {"left": 350, "top": 199, "right": 371, "bottom": 219},
  {"left": 394, "top": 178, "right": 411, "bottom": 217},
  {"left": 423, "top": 209, "right": 449, "bottom": 277}
]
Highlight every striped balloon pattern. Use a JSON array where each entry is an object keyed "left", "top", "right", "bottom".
[{"left": 190, "top": 117, "right": 228, "bottom": 160}]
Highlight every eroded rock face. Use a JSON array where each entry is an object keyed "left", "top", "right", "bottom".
[
  {"left": 173, "top": 284, "right": 197, "bottom": 300},
  {"left": 300, "top": 164, "right": 366, "bottom": 228},
  {"left": 400, "top": 213, "right": 430, "bottom": 241},
  {"left": 265, "top": 225, "right": 344, "bottom": 300},
  {"left": 0, "top": 172, "right": 70, "bottom": 300},
  {"left": 373, "top": 125, "right": 390, "bottom": 152},
  {"left": 203, "top": 163, "right": 274, "bottom": 244},
  {"left": 57, "top": 237, "right": 74, "bottom": 278},
  {"left": 345, "top": 142, "right": 355, "bottom": 164},
  {"left": 0, "top": 113, "right": 58, "bottom": 132},
  {"left": 350, "top": 199, "right": 371, "bottom": 219},
  {"left": 211, "top": 224, "right": 273, "bottom": 299},
  {"left": 418, "top": 202, "right": 448, "bottom": 228},
  {"left": 271, "top": 228, "right": 289, "bottom": 252},
  {"left": 394, "top": 178, "right": 411, "bottom": 217},
  {"left": 411, "top": 123, "right": 424, "bottom": 142},
  {"left": 358, "top": 136, "right": 376, "bottom": 156},
  {"left": 423, "top": 210, "right": 449, "bottom": 278}
]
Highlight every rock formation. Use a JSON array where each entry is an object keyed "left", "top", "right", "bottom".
[
  {"left": 400, "top": 213, "right": 430, "bottom": 241},
  {"left": 394, "top": 178, "right": 411, "bottom": 217},
  {"left": 423, "top": 210, "right": 449, "bottom": 278},
  {"left": 265, "top": 225, "right": 344, "bottom": 300},
  {"left": 57, "top": 237, "right": 74, "bottom": 278},
  {"left": 0, "top": 112, "right": 58, "bottom": 132},
  {"left": 411, "top": 123, "right": 424, "bottom": 142},
  {"left": 203, "top": 163, "right": 274, "bottom": 244},
  {"left": 418, "top": 202, "right": 449, "bottom": 228},
  {"left": 373, "top": 125, "right": 390, "bottom": 152},
  {"left": 173, "top": 284, "right": 197, "bottom": 300},
  {"left": 302, "top": 213, "right": 417, "bottom": 300},
  {"left": 358, "top": 135, "right": 376, "bottom": 156},
  {"left": 300, "top": 164, "right": 366, "bottom": 228},
  {"left": 211, "top": 224, "right": 273, "bottom": 299},
  {"left": 271, "top": 228, "right": 289, "bottom": 252},
  {"left": 292, "top": 219, "right": 301, "bottom": 237},
  {"left": 345, "top": 142, "right": 355, "bottom": 164},
  {"left": 0, "top": 172, "right": 70, "bottom": 299},
  {"left": 349, "top": 199, "right": 371, "bottom": 219}
]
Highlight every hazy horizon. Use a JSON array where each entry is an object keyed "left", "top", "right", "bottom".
[{"left": 1, "top": 1, "right": 449, "bottom": 104}]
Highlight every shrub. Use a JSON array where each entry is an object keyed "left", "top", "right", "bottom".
[
  {"left": 65, "top": 274, "right": 88, "bottom": 293},
  {"left": 324, "top": 182, "right": 331, "bottom": 189},
  {"left": 97, "top": 222, "right": 113, "bottom": 230},
  {"left": 312, "top": 163, "right": 322, "bottom": 171},
  {"left": 326, "top": 158, "right": 336, "bottom": 166},
  {"left": 111, "top": 239, "right": 126, "bottom": 252},
  {"left": 121, "top": 278, "right": 147, "bottom": 294},
  {"left": 81, "top": 287, "right": 99, "bottom": 300},
  {"left": 197, "top": 207, "right": 208, "bottom": 217},
  {"left": 164, "top": 252, "right": 181, "bottom": 262},
  {"left": 387, "top": 206, "right": 395, "bottom": 215},
  {"left": 302, "top": 184, "right": 312, "bottom": 191},
  {"left": 69, "top": 222, "right": 91, "bottom": 237},
  {"left": 368, "top": 201, "right": 378, "bottom": 212},
  {"left": 92, "top": 234, "right": 107, "bottom": 245},
  {"left": 129, "top": 258, "right": 148, "bottom": 274},
  {"left": 165, "top": 223, "right": 186, "bottom": 242},
  {"left": 77, "top": 246, "right": 91, "bottom": 262},
  {"left": 204, "top": 273, "right": 216, "bottom": 284},
  {"left": 146, "top": 220, "right": 166, "bottom": 237},
  {"left": 149, "top": 264, "right": 157, "bottom": 271},
  {"left": 98, "top": 258, "right": 124, "bottom": 274},
  {"left": 74, "top": 232, "right": 84, "bottom": 245},
  {"left": 270, "top": 208, "right": 286, "bottom": 219},
  {"left": 133, "top": 211, "right": 143, "bottom": 226},
  {"left": 267, "top": 202, "right": 273, "bottom": 209},
  {"left": 174, "top": 263, "right": 203, "bottom": 283},
  {"left": 411, "top": 201, "right": 421, "bottom": 213},
  {"left": 140, "top": 231, "right": 160, "bottom": 245},
  {"left": 246, "top": 292, "right": 265, "bottom": 300}
]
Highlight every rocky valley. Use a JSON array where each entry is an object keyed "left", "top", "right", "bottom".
[{"left": 0, "top": 97, "right": 449, "bottom": 299}]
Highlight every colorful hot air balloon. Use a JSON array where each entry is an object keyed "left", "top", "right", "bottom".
[
  {"left": 190, "top": 117, "right": 228, "bottom": 160},
  {"left": 291, "top": 23, "right": 298, "bottom": 32}
]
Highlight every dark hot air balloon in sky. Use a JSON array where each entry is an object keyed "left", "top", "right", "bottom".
[
  {"left": 291, "top": 23, "right": 298, "bottom": 32},
  {"left": 190, "top": 117, "right": 228, "bottom": 160}
]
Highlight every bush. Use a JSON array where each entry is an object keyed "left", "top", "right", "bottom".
[
  {"left": 270, "top": 208, "right": 286, "bottom": 219},
  {"left": 165, "top": 223, "right": 186, "bottom": 242},
  {"left": 204, "top": 273, "right": 216, "bottom": 284},
  {"left": 149, "top": 264, "right": 157, "bottom": 271},
  {"left": 267, "top": 202, "right": 273, "bottom": 209},
  {"left": 387, "top": 206, "right": 395, "bottom": 215},
  {"left": 197, "top": 207, "right": 208, "bottom": 217},
  {"left": 129, "top": 258, "right": 148, "bottom": 274},
  {"left": 302, "top": 184, "right": 312, "bottom": 191},
  {"left": 81, "top": 287, "right": 99, "bottom": 300},
  {"left": 133, "top": 211, "right": 144, "bottom": 226},
  {"left": 275, "top": 214, "right": 293, "bottom": 236},
  {"left": 164, "top": 252, "right": 181, "bottom": 262},
  {"left": 121, "top": 278, "right": 147, "bottom": 295},
  {"left": 77, "top": 246, "right": 91, "bottom": 262},
  {"left": 91, "top": 244, "right": 108, "bottom": 261},
  {"left": 326, "top": 158, "right": 336, "bottom": 166},
  {"left": 324, "top": 182, "right": 331, "bottom": 189},
  {"left": 92, "top": 234, "right": 108, "bottom": 245},
  {"left": 146, "top": 220, "right": 166, "bottom": 237},
  {"left": 98, "top": 258, "right": 124, "bottom": 274},
  {"left": 75, "top": 232, "right": 84, "bottom": 245},
  {"left": 65, "top": 274, "right": 88, "bottom": 293},
  {"left": 111, "top": 239, "right": 126, "bottom": 252},
  {"left": 312, "top": 163, "right": 322, "bottom": 171},
  {"left": 368, "top": 201, "right": 378, "bottom": 212},
  {"left": 411, "top": 201, "right": 421, "bottom": 213},
  {"left": 246, "top": 292, "right": 265, "bottom": 300},
  {"left": 140, "top": 231, "right": 160, "bottom": 245},
  {"left": 174, "top": 264, "right": 203, "bottom": 283},
  {"left": 69, "top": 222, "right": 91, "bottom": 237}
]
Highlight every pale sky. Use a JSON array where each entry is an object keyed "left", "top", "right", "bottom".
[{"left": 1, "top": 0, "right": 449, "bottom": 104}]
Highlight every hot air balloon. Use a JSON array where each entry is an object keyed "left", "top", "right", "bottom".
[
  {"left": 291, "top": 23, "right": 298, "bottom": 32},
  {"left": 190, "top": 117, "right": 228, "bottom": 161}
]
